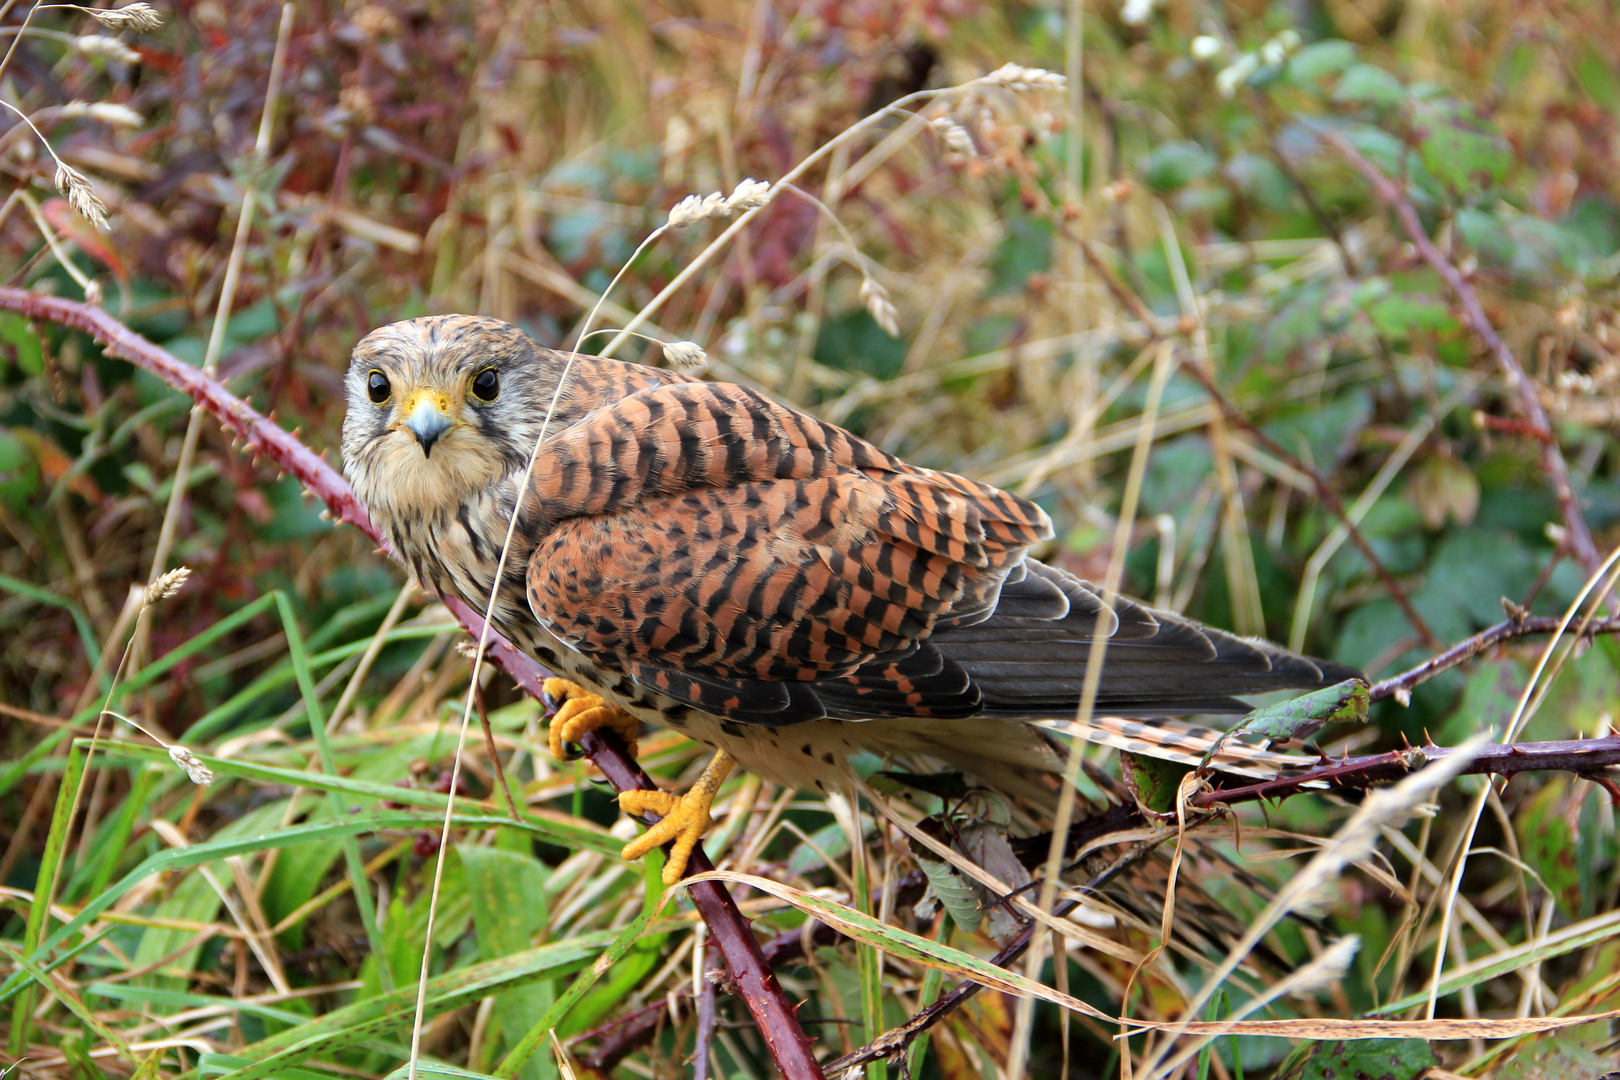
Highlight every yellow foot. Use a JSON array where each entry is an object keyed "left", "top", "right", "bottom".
[
  {"left": 543, "top": 677, "right": 639, "bottom": 761},
  {"left": 619, "top": 750, "right": 735, "bottom": 885}
]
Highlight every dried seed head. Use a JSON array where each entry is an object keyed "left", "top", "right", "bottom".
[
  {"left": 662, "top": 340, "right": 708, "bottom": 373},
  {"left": 76, "top": 34, "right": 143, "bottom": 64},
  {"left": 53, "top": 163, "right": 110, "bottom": 230},
  {"left": 84, "top": 3, "right": 163, "bottom": 32},
  {"left": 668, "top": 178, "right": 773, "bottom": 228},
  {"left": 930, "top": 116, "right": 976, "bottom": 157},
  {"left": 143, "top": 566, "right": 192, "bottom": 608},
  {"left": 976, "top": 63, "right": 1066, "bottom": 92},
  {"left": 168, "top": 745, "right": 216, "bottom": 786},
  {"left": 60, "top": 101, "right": 144, "bottom": 128},
  {"left": 724, "top": 178, "right": 771, "bottom": 213},
  {"left": 667, "top": 191, "right": 728, "bottom": 228},
  {"left": 860, "top": 278, "right": 899, "bottom": 337}
]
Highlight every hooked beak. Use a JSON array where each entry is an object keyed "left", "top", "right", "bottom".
[{"left": 402, "top": 390, "right": 454, "bottom": 457}]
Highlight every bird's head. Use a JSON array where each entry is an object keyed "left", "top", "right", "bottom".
[{"left": 341, "top": 314, "right": 566, "bottom": 525}]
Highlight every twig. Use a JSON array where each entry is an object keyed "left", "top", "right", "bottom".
[
  {"left": 0, "top": 288, "right": 826, "bottom": 1080},
  {"left": 693, "top": 938, "right": 719, "bottom": 1080},
  {"left": 1193, "top": 733, "right": 1620, "bottom": 808},
  {"left": 469, "top": 669, "right": 521, "bottom": 821},
  {"left": 1323, "top": 130, "right": 1609, "bottom": 599},
  {"left": 1371, "top": 613, "right": 1620, "bottom": 704},
  {"left": 1060, "top": 224, "right": 1442, "bottom": 649}
]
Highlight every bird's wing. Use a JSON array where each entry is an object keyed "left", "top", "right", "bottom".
[{"left": 521, "top": 381, "right": 1054, "bottom": 722}]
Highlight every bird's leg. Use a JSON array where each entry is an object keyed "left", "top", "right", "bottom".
[
  {"left": 619, "top": 749, "right": 736, "bottom": 885},
  {"left": 543, "top": 677, "right": 640, "bottom": 761}
]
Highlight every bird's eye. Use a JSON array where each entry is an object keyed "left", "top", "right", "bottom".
[
  {"left": 366, "top": 370, "right": 391, "bottom": 404},
  {"left": 470, "top": 368, "right": 500, "bottom": 402}
]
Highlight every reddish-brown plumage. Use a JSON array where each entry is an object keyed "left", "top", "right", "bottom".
[{"left": 343, "top": 314, "right": 1361, "bottom": 783}]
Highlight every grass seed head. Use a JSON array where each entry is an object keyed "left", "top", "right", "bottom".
[
  {"left": 168, "top": 745, "right": 216, "bottom": 786},
  {"left": 143, "top": 566, "right": 192, "bottom": 609},
  {"left": 662, "top": 340, "right": 708, "bottom": 373},
  {"left": 930, "top": 116, "right": 976, "bottom": 157},
  {"left": 667, "top": 191, "right": 728, "bottom": 228},
  {"left": 724, "top": 178, "right": 771, "bottom": 213},
  {"left": 76, "top": 34, "right": 143, "bottom": 64},
  {"left": 977, "top": 63, "right": 1066, "bottom": 91},
  {"left": 860, "top": 278, "right": 900, "bottom": 337},
  {"left": 84, "top": 3, "right": 163, "bottom": 32},
  {"left": 53, "top": 163, "right": 110, "bottom": 229}
]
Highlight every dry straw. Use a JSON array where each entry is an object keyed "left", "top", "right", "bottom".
[{"left": 44, "top": 2, "right": 164, "bottom": 31}]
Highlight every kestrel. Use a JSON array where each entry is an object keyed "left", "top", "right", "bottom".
[{"left": 342, "top": 315, "right": 1359, "bottom": 883}]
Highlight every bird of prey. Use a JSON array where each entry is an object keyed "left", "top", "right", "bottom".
[{"left": 342, "top": 315, "right": 1359, "bottom": 883}]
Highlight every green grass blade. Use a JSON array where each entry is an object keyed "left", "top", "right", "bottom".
[
  {"left": 0, "top": 809, "right": 531, "bottom": 1006},
  {"left": 95, "top": 740, "right": 619, "bottom": 854},
  {"left": 212, "top": 931, "right": 621, "bottom": 1080},
  {"left": 9, "top": 738, "right": 85, "bottom": 1055},
  {"left": 268, "top": 590, "right": 394, "bottom": 990}
]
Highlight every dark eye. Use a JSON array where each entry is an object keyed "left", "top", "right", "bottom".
[
  {"left": 470, "top": 368, "right": 500, "bottom": 402},
  {"left": 366, "top": 370, "right": 391, "bottom": 404}
]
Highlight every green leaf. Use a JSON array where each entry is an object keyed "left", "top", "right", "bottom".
[
  {"left": 460, "top": 846, "right": 558, "bottom": 1080},
  {"left": 0, "top": 312, "right": 44, "bottom": 374},
  {"left": 914, "top": 846, "right": 987, "bottom": 932},
  {"left": 987, "top": 214, "right": 1055, "bottom": 294},
  {"left": 1519, "top": 778, "right": 1581, "bottom": 916},
  {"left": 1224, "top": 153, "right": 1294, "bottom": 211},
  {"left": 1143, "top": 141, "right": 1218, "bottom": 193},
  {"left": 1288, "top": 40, "right": 1358, "bottom": 84},
  {"left": 1413, "top": 99, "right": 1513, "bottom": 196},
  {"left": 494, "top": 855, "right": 668, "bottom": 1078},
  {"left": 1296, "top": 1039, "right": 1435, "bottom": 1080},
  {"left": 1199, "top": 680, "right": 1369, "bottom": 773},
  {"left": 814, "top": 308, "right": 907, "bottom": 379},
  {"left": 1574, "top": 46, "right": 1620, "bottom": 112},
  {"left": 1333, "top": 64, "right": 1407, "bottom": 108},
  {"left": 1417, "top": 529, "right": 1539, "bottom": 631},
  {"left": 0, "top": 429, "right": 41, "bottom": 509},
  {"left": 1120, "top": 750, "right": 1194, "bottom": 814},
  {"left": 1362, "top": 292, "right": 1457, "bottom": 339}
]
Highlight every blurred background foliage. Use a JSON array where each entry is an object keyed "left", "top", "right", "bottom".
[{"left": 2, "top": 0, "right": 1619, "bottom": 1077}]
